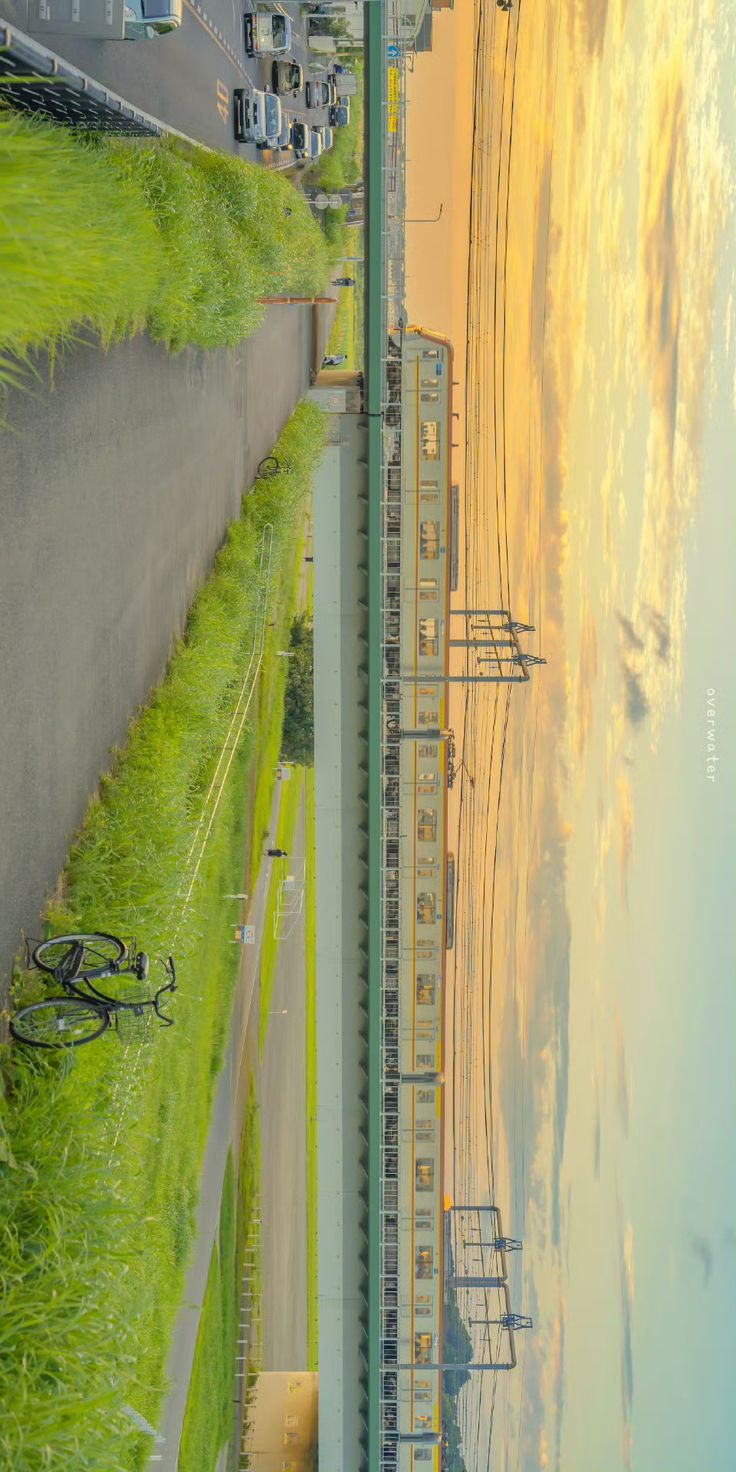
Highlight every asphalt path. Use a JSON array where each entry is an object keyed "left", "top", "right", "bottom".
[
  {"left": 0, "top": 304, "right": 313, "bottom": 996},
  {"left": 258, "top": 794, "right": 308, "bottom": 1370},
  {"left": 2, "top": 0, "right": 334, "bottom": 156}
]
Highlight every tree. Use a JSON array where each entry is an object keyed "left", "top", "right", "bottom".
[{"left": 281, "top": 613, "right": 314, "bottom": 765}]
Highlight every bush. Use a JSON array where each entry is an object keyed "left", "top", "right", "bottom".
[
  {"left": 281, "top": 612, "right": 314, "bottom": 765},
  {"left": 0, "top": 110, "right": 332, "bottom": 374}
]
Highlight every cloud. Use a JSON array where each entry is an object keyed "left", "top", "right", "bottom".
[
  {"left": 618, "top": 1216, "right": 636, "bottom": 1467},
  {"left": 615, "top": 1017, "right": 631, "bottom": 1136},
  {"left": 617, "top": 773, "right": 635, "bottom": 896},
  {"left": 638, "top": 53, "right": 685, "bottom": 461},
  {"left": 687, "top": 1232, "right": 714, "bottom": 1286},
  {"left": 617, "top": 612, "right": 644, "bottom": 652},
  {"left": 645, "top": 605, "right": 671, "bottom": 661},
  {"left": 620, "top": 660, "right": 650, "bottom": 725},
  {"left": 572, "top": 605, "right": 598, "bottom": 761}
]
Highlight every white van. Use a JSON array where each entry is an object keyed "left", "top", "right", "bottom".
[
  {"left": 244, "top": 5, "right": 292, "bottom": 55},
  {"left": 234, "top": 87, "right": 282, "bottom": 146}
]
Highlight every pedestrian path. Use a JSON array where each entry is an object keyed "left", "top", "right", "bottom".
[{"left": 148, "top": 785, "right": 282, "bottom": 1470}]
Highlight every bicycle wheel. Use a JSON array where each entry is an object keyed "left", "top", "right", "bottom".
[
  {"left": 10, "top": 997, "right": 109, "bottom": 1049},
  {"left": 32, "top": 932, "right": 126, "bottom": 977},
  {"left": 256, "top": 455, "right": 280, "bottom": 479}
]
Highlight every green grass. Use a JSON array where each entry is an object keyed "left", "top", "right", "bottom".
[
  {"left": 0, "top": 108, "right": 331, "bottom": 377},
  {"left": 0, "top": 401, "right": 326, "bottom": 1472},
  {"left": 326, "top": 285, "right": 357, "bottom": 367},
  {"left": 304, "top": 769, "right": 318, "bottom": 1370},
  {"left": 247, "top": 519, "right": 307, "bottom": 891},
  {"left": 257, "top": 768, "right": 305, "bottom": 1056},
  {"left": 178, "top": 1155, "right": 236, "bottom": 1472},
  {"left": 178, "top": 1077, "right": 262, "bottom": 1472}
]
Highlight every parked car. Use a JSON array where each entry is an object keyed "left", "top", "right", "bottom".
[
  {"left": 277, "top": 113, "right": 293, "bottom": 151},
  {"left": 244, "top": 5, "right": 291, "bottom": 55},
  {"left": 233, "top": 86, "right": 282, "bottom": 146},
  {"left": 305, "top": 78, "right": 330, "bottom": 109},
  {"left": 317, "top": 124, "right": 333, "bottom": 152},
  {"left": 308, "top": 127, "right": 323, "bottom": 161},
  {"left": 328, "top": 102, "right": 349, "bottom": 128},
  {"left": 303, "top": 78, "right": 329, "bottom": 108},
  {"left": 272, "top": 59, "right": 303, "bottom": 95},
  {"left": 291, "top": 120, "right": 309, "bottom": 159},
  {"left": 123, "top": 0, "right": 181, "bottom": 36}
]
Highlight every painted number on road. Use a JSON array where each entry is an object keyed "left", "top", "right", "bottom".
[{"left": 216, "top": 79, "right": 229, "bottom": 124}]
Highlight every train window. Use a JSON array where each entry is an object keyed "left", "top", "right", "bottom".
[
  {"left": 421, "top": 391, "right": 440, "bottom": 403},
  {"left": 417, "top": 1052, "right": 435, "bottom": 1066},
  {"left": 418, "top": 709, "right": 439, "bottom": 727},
  {"left": 415, "top": 1246, "right": 433, "bottom": 1278},
  {"left": 419, "top": 578, "right": 439, "bottom": 601},
  {"left": 419, "top": 743, "right": 438, "bottom": 758},
  {"left": 416, "top": 975, "right": 436, "bottom": 1005},
  {"left": 421, "top": 421, "right": 440, "bottom": 460},
  {"left": 414, "top": 1333, "right": 433, "bottom": 1363},
  {"left": 420, "top": 521, "right": 440, "bottom": 558},
  {"left": 415, "top": 1158, "right": 434, "bottom": 1190},
  {"left": 415, "top": 1208, "right": 433, "bottom": 1229},
  {"left": 415, "top": 1304, "right": 433, "bottom": 1317},
  {"left": 417, "top": 892, "right": 436, "bottom": 924},
  {"left": 417, "top": 1089, "right": 435, "bottom": 1104}
]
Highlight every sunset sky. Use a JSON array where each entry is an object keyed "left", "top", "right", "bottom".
[{"left": 406, "top": 2, "right": 736, "bottom": 1467}]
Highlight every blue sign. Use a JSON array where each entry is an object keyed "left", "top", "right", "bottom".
[{"left": 387, "top": 43, "right": 399, "bottom": 57}]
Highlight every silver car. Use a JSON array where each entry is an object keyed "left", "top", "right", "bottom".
[{"left": 124, "top": 0, "right": 182, "bottom": 36}]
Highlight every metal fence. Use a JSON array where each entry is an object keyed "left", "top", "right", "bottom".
[{"left": 0, "top": 20, "right": 169, "bottom": 134}]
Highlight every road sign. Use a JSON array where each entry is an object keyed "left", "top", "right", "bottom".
[
  {"left": 314, "top": 191, "right": 329, "bottom": 210},
  {"left": 234, "top": 924, "right": 256, "bottom": 945},
  {"left": 387, "top": 42, "right": 399, "bottom": 57}
]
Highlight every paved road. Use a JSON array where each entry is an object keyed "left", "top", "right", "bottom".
[
  {"left": 258, "top": 796, "right": 308, "bottom": 1370},
  {"left": 0, "top": 305, "right": 314, "bottom": 994},
  {"left": 2, "top": 0, "right": 335, "bottom": 157}
]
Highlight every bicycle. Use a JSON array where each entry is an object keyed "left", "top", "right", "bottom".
[
  {"left": 256, "top": 453, "right": 292, "bottom": 480},
  {"left": 10, "top": 931, "right": 178, "bottom": 1050}
]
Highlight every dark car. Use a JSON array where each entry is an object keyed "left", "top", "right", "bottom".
[
  {"left": 291, "top": 120, "right": 308, "bottom": 159},
  {"left": 328, "top": 103, "right": 349, "bottom": 128}
]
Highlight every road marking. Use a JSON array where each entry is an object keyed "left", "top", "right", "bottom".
[
  {"left": 216, "top": 78, "right": 229, "bottom": 123},
  {"left": 184, "top": 0, "right": 247, "bottom": 78}
]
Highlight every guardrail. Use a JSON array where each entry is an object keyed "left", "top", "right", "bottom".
[{"left": 0, "top": 19, "right": 195, "bottom": 137}]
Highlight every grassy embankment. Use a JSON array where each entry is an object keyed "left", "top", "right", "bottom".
[
  {"left": 0, "top": 402, "right": 326, "bottom": 1472},
  {"left": 178, "top": 1085, "right": 261, "bottom": 1472},
  {"left": 0, "top": 106, "right": 330, "bottom": 380}
]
